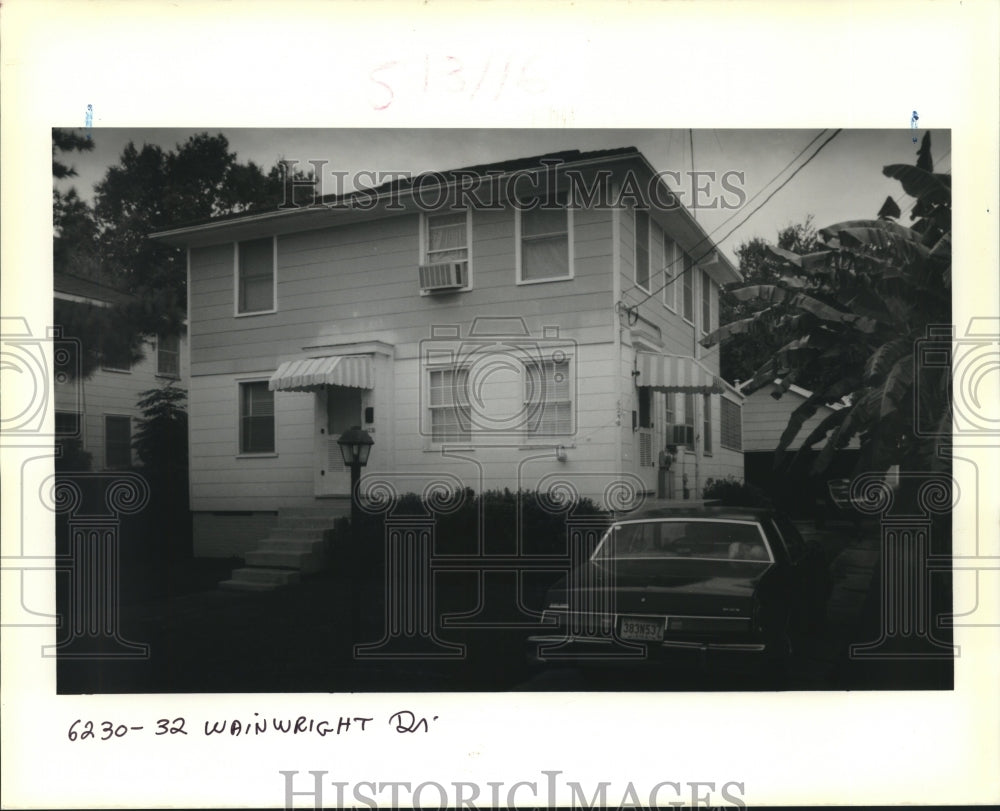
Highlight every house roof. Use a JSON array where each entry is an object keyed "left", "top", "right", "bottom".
[
  {"left": 149, "top": 146, "right": 740, "bottom": 282},
  {"left": 53, "top": 271, "right": 133, "bottom": 307},
  {"left": 737, "top": 378, "right": 849, "bottom": 410}
]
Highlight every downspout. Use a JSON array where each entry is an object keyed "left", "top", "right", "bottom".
[
  {"left": 611, "top": 183, "right": 624, "bottom": 507},
  {"left": 693, "top": 259, "right": 701, "bottom": 500}
]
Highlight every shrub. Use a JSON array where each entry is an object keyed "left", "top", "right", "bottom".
[{"left": 703, "top": 475, "right": 772, "bottom": 507}]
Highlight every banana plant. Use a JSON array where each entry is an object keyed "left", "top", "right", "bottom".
[{"left": 702, "top": 132, "right": 951, "bottom": 475}]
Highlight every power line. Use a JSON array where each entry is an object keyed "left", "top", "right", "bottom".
[
  {"left": 621, "top": 128, "right": 830, "bottom": 301},
  {"left": 627, "top": 129, "right": 843, "bottom": 309}
]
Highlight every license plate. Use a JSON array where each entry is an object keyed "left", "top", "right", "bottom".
[{"left": 619, "top": 617, "right": 663, "bottom": 641}]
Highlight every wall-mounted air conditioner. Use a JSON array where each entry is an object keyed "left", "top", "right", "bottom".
[{"left": 419, "top": 261, "right": 467, "bottom": 292}]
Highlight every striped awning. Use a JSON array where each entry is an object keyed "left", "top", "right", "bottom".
[
  {"left": 269, "top": 355, "right": 374, "bottom": 392},
  {"left": 634, "top": 352, "right": 725, "bottom": 394}
]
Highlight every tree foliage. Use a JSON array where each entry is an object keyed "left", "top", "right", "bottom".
[
  {"left": 704, "top": 133, "right": 951, "bottom": 475},
  {"left": 719, "top": 218, "right": 823, "bottom": 385},
  {"left": 53, "top": 131, "right": 294, "bottom": 378}
]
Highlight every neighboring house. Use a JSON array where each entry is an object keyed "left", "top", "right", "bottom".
[
  {"left": 739, "top": 379, "right": 860, "bottom": 515},
  {"left": 152, "top": 147, "right": 745, "bottom": 559},
  {"left": 53, "top": 271, "right": 189, "bottom": 470}
]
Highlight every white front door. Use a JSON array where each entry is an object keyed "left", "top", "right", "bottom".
[{"left": 315, "top": 385, "right": 364, "bottom": 496}]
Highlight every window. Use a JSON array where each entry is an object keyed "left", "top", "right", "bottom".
[
  {"left": 703, "top": 394, "right": 713, "bottom": 455},
  {"left": 635, "top": 209, "right": 650, "bottom": 291},
  {"left": 100, "top": 340, "right": 131, "bottom": 373},
  {"left": 637, "top": 387, "right": 652, "bottom": 429},
  {"left": 518, "top": 193, "right": 572, "bottom": 283},
  {"left": 681, "top": 253, "right": 694, "bottom": 322},
  {"left": 239, "top": 381, "right": 275, "bottom": 454},
  {"left": 157, "top": 333, "right": 180, "bottom": 378},
  {"left": 664, "top": 392, "right": 675, "bottom": 429},
  {"left": 236, "top": 237, "right": 275, "bottom": 314},
  {"left": 721, "top": 398, "right": 742, "bottom": 451},
  {"left": 683, "top": 393, "right": 696, "bottom": 450},
  {"left": 425, "top": 211, "right": 469, "bottom": 264},
  {"left": 104, "top": 415, "right": 131, "bottom": 469},
  {"left": 701, "top": 270, "right": 712, "bottom": 335},
  {"left": 429, "top": 367, "right": 471, "bottom": 442},
  {"left": 663, "top": 235, "right": 677, "bottom": 311},
  {"left": 55, "top": 411, "right": 80, "bottom": 436},
  {"left": 525, "top": 356, "right": 572, "bottom": 435},
  {"left": 773, "top": 515, "right": 806, "bottom": 563}
]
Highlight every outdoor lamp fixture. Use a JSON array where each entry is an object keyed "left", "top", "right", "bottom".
[{"left": 337, "top": 425, "right": 374, "bottom": 523}]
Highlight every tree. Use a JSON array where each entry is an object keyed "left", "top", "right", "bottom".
[
  {"left": 54, "top": 131, "right": 292, "bottom": 379},
  {"left": 132, "top": 383, "right": 191, "bottom": 556},
  {"left": 702, "top": 133, "right": 951, "bottom": 476},
  {"left": 720, "top": 218, "right": 822, "bottom": 385}
]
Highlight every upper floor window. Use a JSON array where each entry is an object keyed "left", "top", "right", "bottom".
[
  {"left": 517, "top": 193, "right": 573, "bottom": 284},
  {"left": 156, "top": 333, "right": 180, "bottom": 378},
  {"left": 701, "top": 270, "right": 713, "bottom": 335},
  {"left": 239, "top": 380, "right": 275, "bottom": 454},
  {"left": 425, "top": 211, "right": 469, "bottom": 264},
  {"left": 635, "top": 209, "right": 650, "bottom": 292},
  {"left": 100, "top": 340, "right": 131, "bottom": 373},
  {"left": 663, "top": 235, "right": 677, "bottom": 312},
  {"left": 681, "top": 253, "right": 694, "bottom": 323},
  {"left": 236, "top": 237, "right": 276, "bottom": 315},
  {"left": 720, "top": 397, "right": 742, "bottom": 451}
]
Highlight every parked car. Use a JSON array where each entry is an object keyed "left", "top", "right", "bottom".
[{"left": 528, "top": 506, "right": 831, "bottom": 678}]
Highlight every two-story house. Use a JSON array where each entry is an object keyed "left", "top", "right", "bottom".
[
  {"left": 152, "top": 147, "right": 745, "bottom": 560},
  {"left": 53, "top": 271, "right": 189, "bottom": 470}
]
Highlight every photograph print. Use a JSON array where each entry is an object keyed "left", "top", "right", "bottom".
[{"left": 49, "top": 127, "right": 955, "bottom": 694}]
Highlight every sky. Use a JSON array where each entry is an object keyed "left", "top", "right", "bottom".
[{"left": 56, "top": 127, "right": 951, "bottom": 264}]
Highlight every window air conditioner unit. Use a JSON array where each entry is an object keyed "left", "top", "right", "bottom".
[
  {"left": 672, "top": 424, "right": 695, "bottom": 447},
  {"left": 419, "top": 261, "right": 467, "bottom": 292}
]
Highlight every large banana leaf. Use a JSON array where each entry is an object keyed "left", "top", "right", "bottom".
[
  {"left": 878, "top": 356, "right": 914, "bottom": 419},
  {"left": 863, "top": 338, "right": 911, "bottom": 383},
  {"left": 699, "top": 308, "right": 774, "bottom": 348},
  {"left": 730, "top": 285, "right": 877, "bottom": 331},
  {"left": 882, "top": 163, "right": 951, "bottom": 205},
  {"left": 811, "top": 389, "right": 878, "bottom": 474},
  {"left": 819, "top": 219, "right": 932, "bottom": 264},
  {"left": 764, "top": 244, "right": 835, "bottom": 272}
]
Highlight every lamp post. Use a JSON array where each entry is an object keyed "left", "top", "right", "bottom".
[{"left": 336, "top": 425, "right": 373, "bottom": 525}]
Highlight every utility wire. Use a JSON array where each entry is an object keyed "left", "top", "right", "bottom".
[
  {"left": 628, "top": 129, "right": 844, "bottom": 310},
  {"left": 620, "top": 128, "right": 829, "bottom": 301}
]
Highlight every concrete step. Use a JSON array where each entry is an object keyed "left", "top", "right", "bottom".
[
  {"left": 245, "top": 548, "right": 323, "bottom": 574},
  {"left": 228, "top": 566, "right": 302, "bottom": 585},
  {"left": 280, "top": 505, "right": 351, "bottom": 519},
  {"left": 258, "top": 537, "right": 326, "bottom": 553},
  {"left": 219, "top": 580, "right": 280, "bottom": 593},
  {"left": 267, "top": 526, "right": 331, "bottom": 539},
  {"left": 272, "top": 517, "right": 341, "bottom": 531}
]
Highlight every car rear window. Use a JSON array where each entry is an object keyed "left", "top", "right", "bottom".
[{"left": 598, "top": 520, "right": 771, "bottom": 562}]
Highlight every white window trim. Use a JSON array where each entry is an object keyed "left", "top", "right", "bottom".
[
  {"left": 236, "top": 376, "right": 278, "bottom": 458},
  {"left": 720, "top": 396, "right": 743, "bottom": 452},
  {"left": 424, "top": 362, "right": 473, "bottom": 447},
  {"left": 521, "top": 353, "right": 574, "bottom": 441},
  {"left": 634, "top": 208, "right": 651, "bottom": 294},
  {"left": 155, "top": 333, "right": 181, "bottom": 379},
  {"left": 418, "top": 209, "right": 474, "bottom": 293},
  {"left": 103, "top": 413, "right": 132, "bottom": 470},
  {"left": 515, "top": 198, "right": 575, "bottom": 285},
  {"left": 700, "top": 270, "right": 713, "bottom": 336},
  {"left": 662, "top": 233, "right": 677, "bottom": 313},
  {"left": 681, "top": 253, "right": 695, "bottom": 327},
  {"left": 233, "top": 236, "right": 278, "bottom": 317},
  {"left": 703, "top": 393, "right": 713, "bottom": 457}
]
